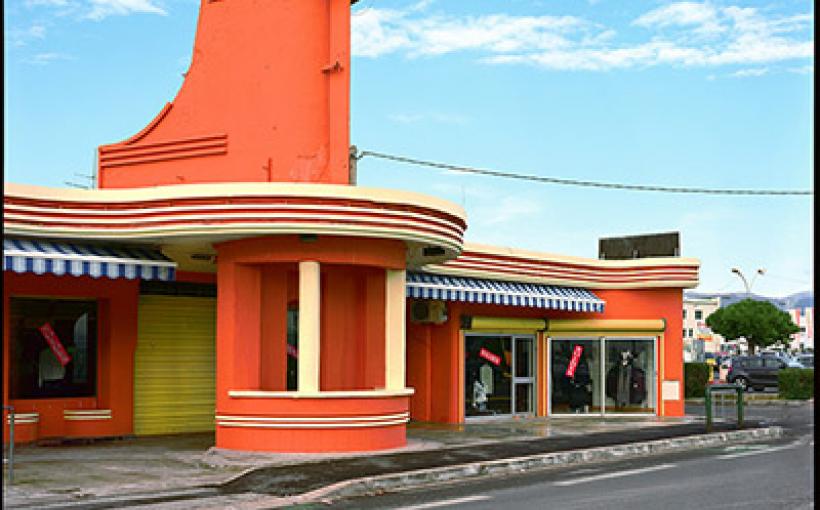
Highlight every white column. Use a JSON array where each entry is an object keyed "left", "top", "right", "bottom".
[
  {"left": 298, "top": 260, "right": 321, "bottom": 393},
  {"left": 385, "top": 268, "right": 407, "bottom": 390}
]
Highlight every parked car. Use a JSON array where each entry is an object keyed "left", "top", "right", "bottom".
[
  {"left": 727, "top": 355, "right": 790, "bottom": 391},
  {"left": 761, "top": 351, "right": 805, "bottom": 368},
  {"left": 795, "top": 354, "right": 814, "bottom": 368}
]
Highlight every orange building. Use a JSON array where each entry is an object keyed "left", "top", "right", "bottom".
[{"left": 3, "top": 0, "right": 699, "bottom": 452}]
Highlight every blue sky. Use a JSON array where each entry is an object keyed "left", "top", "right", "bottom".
[{"left": 3, "top": 0, "right": 814, "bottom": 297}]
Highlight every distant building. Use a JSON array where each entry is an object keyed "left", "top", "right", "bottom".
[
  {"left": 786, "top": 307, "right": 814, "bottom": 352},
  {"left": 684, "top": 291, "right": 814, "bottom": 356},
  {"left": 682, "top": 297, "right": 724, "bottom": 361}
]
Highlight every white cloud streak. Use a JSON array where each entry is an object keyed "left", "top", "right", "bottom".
[
  {"left": 352, "top": 2, "right": 814, "bottom": 72},
  {"left": 86, "top": 0, "right": 166, "bottom": 20}
]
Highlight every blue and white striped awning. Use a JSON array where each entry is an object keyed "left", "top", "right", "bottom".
[
  {"left": 406, "top": 272, "right": 605, "bottom": 313},
  {"left": 3, "top": 238, "right": 176, "bottom": 281}
]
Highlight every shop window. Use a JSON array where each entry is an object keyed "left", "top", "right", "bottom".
[
  {"left": 550, "top": 337, "right": 655, "bottom": 415},
  {"left": 9, "top": 298, "right": 98, "bottom": 399},
  {"left": 286, "top": 303, "right": 298, "bottom": 391}
]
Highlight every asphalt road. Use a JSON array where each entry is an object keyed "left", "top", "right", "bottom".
[{"left": 321, "top": 403, "right": 814, "bottom": 510}]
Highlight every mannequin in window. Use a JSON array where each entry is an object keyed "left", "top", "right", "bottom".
[
  {"left": 567, "top": 352, "right": 592, "bottom": 413},
  {"left": 606, "top": 350, "right": 647, "bottom": 407}
]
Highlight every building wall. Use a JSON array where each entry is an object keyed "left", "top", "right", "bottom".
[
  {"left": 683, "top": 297, "right": 723, "bottom": 358},
  {"left": 787, "top": 307, "right": 814, "bottom": 351},
  {"left": 3, "top": 272, "right": 139, "bottom": 441},
  {"left": 406, "top": 288, "right": 685, "bottom": 422}
]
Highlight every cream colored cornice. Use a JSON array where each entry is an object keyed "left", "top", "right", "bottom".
[
  {"left": 462, "top": 241, "right": 700, "bottom": 269},
  {"left": 4, "top": 182, "right": 466, "bottom": 221}
]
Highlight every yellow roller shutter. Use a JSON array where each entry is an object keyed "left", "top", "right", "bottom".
[{"left": 135, "top": 296, "right": 216, "bottom": 435}]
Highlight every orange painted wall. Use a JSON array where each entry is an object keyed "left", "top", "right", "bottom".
[
  {"left": 98, "top": 0, "right": 351, "bottom": 188},
  {"left": 3, "top": 272, "right": 139, "bottom": 441},
  {"left": 405, "top": 288, "right": 685, "bottom": 423},
  {"left": 215, "top": 235, "right": 405, "bottom": 413}
]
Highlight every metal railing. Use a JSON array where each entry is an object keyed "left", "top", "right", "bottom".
[
  {"left": 2, "top": 405, "right": 13, "bottom": 484},
  {"left": 704, "top": 383, "right": 744, "bottom": 433}
]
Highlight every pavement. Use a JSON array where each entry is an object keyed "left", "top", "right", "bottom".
[{"left": 1, "top": 400, "right": 806, "bottom": 510}]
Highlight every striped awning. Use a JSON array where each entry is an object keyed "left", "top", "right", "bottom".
[
  {"left": 406, "top": 272, "right": 605, "bottom": 313},
  {"left": 3, "top": 238, "right": 176, "bottom": 281}
]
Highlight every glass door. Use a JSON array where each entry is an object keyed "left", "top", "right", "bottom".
[
  {"left": 465, "top": 334, "right": 535, "bottom": 418},
  {"left": 513, "top": 336, "right": 535, "bottom": 415}
]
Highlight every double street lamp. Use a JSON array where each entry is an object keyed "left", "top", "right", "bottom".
[{"left": 731, "top": 267, "right": 766, "bottom": 296}]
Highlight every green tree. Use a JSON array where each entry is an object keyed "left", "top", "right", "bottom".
[{"left": 705, "top": 299, "right": 799, "bottom": 352}]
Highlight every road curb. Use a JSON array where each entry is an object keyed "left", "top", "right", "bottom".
[{"left": 265, "top": 426, "right": 784, "bottom": 508}]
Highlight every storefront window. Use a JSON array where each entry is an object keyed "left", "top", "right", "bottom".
[
  {"left": 604, "top": 339, "right": 655, "bottom": 414},
  {"left": 9, "top": 298, "right": 98, "bottom": 399},
  {"left": 465, "top": 336, "right": 512, "bottom": 416},
  {"left": 550, "top": 339, "right": 601, "bottom": 414},
  {"left": 464, "top": 335, "right": 536, "bottom": 418},
  {"left": 286, "top": 304, "right": 298, "bottom": 391},
  {"left": 550, "top": 337, "right": 656, "bottom": 415}
]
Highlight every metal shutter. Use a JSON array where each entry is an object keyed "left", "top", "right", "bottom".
[{"left": 134, "top": 296, "right": 216, "bottom": 435}]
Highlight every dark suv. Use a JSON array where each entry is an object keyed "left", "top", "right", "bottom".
[{"left": 726, "top": 355, "right": 788, "bottom": 391}]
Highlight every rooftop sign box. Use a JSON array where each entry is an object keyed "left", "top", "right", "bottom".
[{"left": 598, "top": 232, "right": 680, "bottom": 260}]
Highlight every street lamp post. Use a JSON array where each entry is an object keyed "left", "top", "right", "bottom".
[{"left": 730, "top": 267, "right": 766, "bottom": 297}]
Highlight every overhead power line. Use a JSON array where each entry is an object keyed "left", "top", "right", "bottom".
[{"left": 356, "top": 150, "right": 813, "bottom": 196}]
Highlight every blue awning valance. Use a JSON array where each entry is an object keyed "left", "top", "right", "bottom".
[
  {"left": 3, "top": 238, "right": 176, "bottom": 281},
  {"left": 406, "top": 272, "right": 605, "bottom": 313}
]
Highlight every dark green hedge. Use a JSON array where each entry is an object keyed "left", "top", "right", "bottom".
[
  {"left": 685, "top": 362, "right": 711, "bottom": 398},
  {"left": 778, "top": 368, "right": 814, "bottom": 400}
]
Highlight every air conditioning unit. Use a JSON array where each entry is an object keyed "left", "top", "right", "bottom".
[{"left": 411, "top": 300, "right": 448, "bottom": 324}]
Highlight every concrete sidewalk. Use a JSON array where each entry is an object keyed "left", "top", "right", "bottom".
[{"left": 2, "top": 413, "right": 775, "bottom": 509}]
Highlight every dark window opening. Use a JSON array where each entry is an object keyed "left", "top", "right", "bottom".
[{"left": 10, "top": 298, "right": 98, "bottom": 399}]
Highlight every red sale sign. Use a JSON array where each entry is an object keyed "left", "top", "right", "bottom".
[
  {"left": 565, "top": 345, "right": 584, "bottom": 377},
  {"left": 478, "top": 348, "right": 501, "bottom": 366},
  {"left": 39, "top": 323, "right": 72, "bottom": 367}
]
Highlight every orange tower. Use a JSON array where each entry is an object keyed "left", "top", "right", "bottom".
[{"left": 97, "top": 0, "right": 353, "bottom": 188}]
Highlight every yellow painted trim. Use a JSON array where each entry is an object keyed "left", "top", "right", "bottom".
[
  {"left": 385, "top": 269, "right": 407, "bottom": 391},
  {"left": 545, "top": 319, "right": 666, "bottom": 334},
  {"left": 228, "top": 389, "right": 415, "bottom": 398},
  {"left": 659, "top": 332, "right": 665, "bottom": 417},
  {"left": 457, "top": 329, "right": 465, "bottom": 424},
  {"left": 4, "top": 182, "right": 466, "bottom": 221},
  {"left": 467, "top": 316, "right": 546, "bottom": 332}
]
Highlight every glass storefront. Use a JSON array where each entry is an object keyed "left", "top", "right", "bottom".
[
  {"left": 550, "top": 339, "right": 601, "bottom": 414},
  {"left": 550, "top": 337, "right": 656, "bottom": 415},
  {"left": 465, "top": 335, "right": 534, "bottom": 418}
]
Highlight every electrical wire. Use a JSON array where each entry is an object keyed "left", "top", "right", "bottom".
[{"left": 356, "top": 150, "right": 814, "bottom": 196}]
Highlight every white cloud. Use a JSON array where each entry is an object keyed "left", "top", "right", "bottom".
[
  {"left": 24, "top": 52, "right": 72, "bottom": 65},
  {"left": 86, "top": 0, "right": 166, "bottom": 20},
  {"left": 730, "top": 67, "right": 768, "bottom": 77},
  {"left": 351, "top": 2, "right": 813, "bottom": 72},
  {"left": 633, "top": 2, "right": 725, "bottom": 36},
  {"left": 7, "top": 24, "right": 47, "bottom": 46}
]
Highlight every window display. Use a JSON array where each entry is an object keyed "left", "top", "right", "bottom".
[
  {"left": 550, "top": 339, "right": 600, "bottom": 414},
  {"left": 550, "top": 337, "right": 655, "bottom": 415},
  {"left": 9, "top": 298, "right": 98, "bottom": 399},
  {"left": 465, "top": 335, "right": 534, "bottom": 417},
  {"left": 604, "top": 339, "right": 655, "bottom": 413}
]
